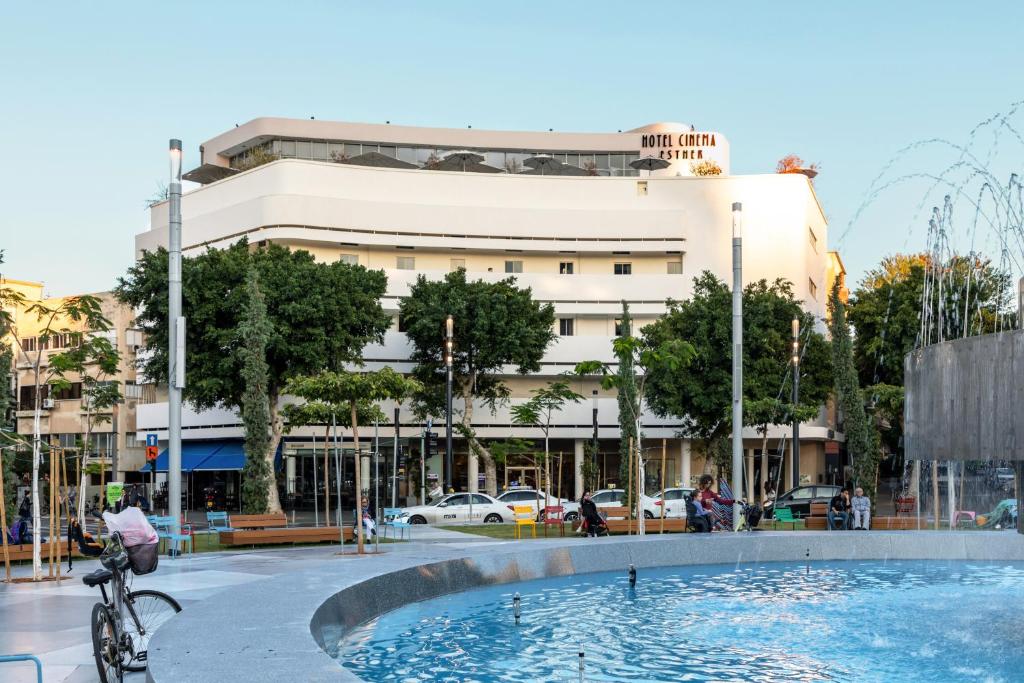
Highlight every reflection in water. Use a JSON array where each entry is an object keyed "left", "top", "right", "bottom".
[{"left": 341, "top": 561, "right": 1024, "bottom": 682}]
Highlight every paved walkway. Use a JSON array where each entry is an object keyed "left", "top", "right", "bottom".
[{"left": 0, "top": 525, "right": 490, "bottom": 683}]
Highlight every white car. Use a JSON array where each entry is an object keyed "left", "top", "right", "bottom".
[
  {"left": 591, "top": 488, "right": 675, "bottom": 519},
  {"left": 645, "top": 487, "right": 695, "bottom": 519},
  {"left": 398, "top": 493, "right": 509, "bottom": 524},
  {"left": 496, "top": 489, "right": 580, "bottom": 521}
]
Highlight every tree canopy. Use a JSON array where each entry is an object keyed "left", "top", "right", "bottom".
[
  {"left": 116, "top": 240, "right": 391, "bottom": 512},
  {"left": 643, "top": 271, "right": 831, "bottom": 455},
  {"left": 398, "top": 269, "right": 555, "bottom": 495}
]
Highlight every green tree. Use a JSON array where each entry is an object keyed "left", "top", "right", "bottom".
[
  {"left": 848, "top": 252, "right": 1013, "bottom": 455},
  {"left": 643, "top": 272, "right": 831, "bottom": 478},
  {"left": 830, "top": 279, "right": 879, "bottom": 501},
  {"left": 399, "top": 270, "right": 556, "bottom": 495},
  {"left": 511, "top": 377, "right": 583, "bottom": 501},
  {"left": 0, "top": 281, "right": 116, "bottom": 580},
  {"left": 285, "top": 367, "right": 420, "bottom": 553},
  {"left": 239, "top": 266, "right": 272, "bottom": 513},
  {"left": 0, "top": 337, "right": 16, "bottom": 525},
  {"left": 116, "top": 240, "right": 391, "bottom": 513},
  {"left": 576, "top": 302, "right": 694, "bottom": 513}
]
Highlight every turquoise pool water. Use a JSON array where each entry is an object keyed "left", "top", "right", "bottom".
[{"left": 340, "top": 561, "right": 1024, "bottom": 682}]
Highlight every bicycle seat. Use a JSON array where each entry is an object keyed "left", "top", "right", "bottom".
[{"left": 82, "top": 568, "right": 113, "bottom": 587}]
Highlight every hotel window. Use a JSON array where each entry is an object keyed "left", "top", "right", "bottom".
[
  {"left": 559, "top": 261, "right": 574, "bottom": 275},
  {"left": 614, "top": 319, "right": 631, "bottom": 336},
  {"left": 667, "top": 259, "right": 683, "bottom": 274},
  {"left": 505, "top": 260, "right": 523, "bottom": 274},
  {"left": 339, "top": 254, "right": 358, "bottom": 266},
  {"left": 294, "top": 141, "right": 311, "bottom": 158},
  {"left": 21, "top": 337, "right": 36, "bottom": 353},
  {"left": 312, "top": 142, "right": 329, "bottom": 159},
  {"left": 808, "top": 277, "right": 818, "bottom": 299},
  {"left": 559, "top": 318, "right": 575, "bottom": 336},
  {"left": 396, "top": 256, "right": 415, "bottom": 271},
  {"left": 809, "top": 227, "right": 818, "bottom": 253},
  {"left": 450, "top": 258, "right": 466, "bottom": 271},
  {"left": 397, "top": 315, "right": 409, "bottom": 333},
  {"left": 636, "top": 181, "right": 648, "bottom": 196},
  {"left": 614, "top": 263, "right": 632, "bottom": 275}
]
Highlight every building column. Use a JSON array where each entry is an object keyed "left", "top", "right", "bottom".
[
  {"left": 286, "top": 456, "right": 296, "bottom": 495},
  {"left": 681, "top": 439, "right": 692, "bottom": 488},
  {"left": 468, "top": 450, "right": 479, "bottom": 493},
  {"left": 746, "top": 448, "right": 756, "bottom": 501},
  {"left": 574, "top": 439, "right": 585, "bottom": 499}
]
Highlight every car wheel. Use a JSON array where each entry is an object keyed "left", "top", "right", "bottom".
[
  {"left": 564, "top": 512, "right": 579, "bottom": 522},
  {"left": 643, "top": 510, "right": 654, "bottom": 519},
  {"left": 409, "top": 515, "right": 427, "bottom": 525},
  {"left": 483, "top": 513, "right": 503, "bottom": 523}
]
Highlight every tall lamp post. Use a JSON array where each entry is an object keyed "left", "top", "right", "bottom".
[
  {"left": 731, "top": 202, "right": 743, "bottom": 530},
  {"left": 791, "top": 317, "right": 801, "bottom": 490},
  {"left": 167, "top": 140, "right": 184, "bottom": 555},
  {"left": 444, "top": 315, "right": 454, "bottom": 493}
]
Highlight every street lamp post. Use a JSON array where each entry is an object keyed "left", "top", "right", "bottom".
[
  {"left": 792, "top": 317, "right": 801, "bottom": 490},
  {"left": 731, "top": 202, "right": 743, "bottom": 530},
  {"left": 444, "top": 315, "right": 454, "bottom": 493},
  {"left": 167, "top": 139, "right": 183, "bottom": 556}
]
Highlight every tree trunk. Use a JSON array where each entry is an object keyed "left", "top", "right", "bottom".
[
  {"left": 461, "top": 394, "right": 498, "bottom": 495},
  {"left": 352, "top": 403, "right": 364, "bottom": 554},
  {"left": 265, "top": 399, "right": 284, "bottom": 514},
  {"left": 31, "top": 365, "right": 42, "bottom": 581},
  {"left": 323, "top": 425, "right": 330, "bottom": 526}
]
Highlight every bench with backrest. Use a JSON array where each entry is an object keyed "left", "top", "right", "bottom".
[
  {"left": 773, "top": 507, "right": 802, "bottom": 530},
  {"left": 229, "top": 513, "right": 287, "bottom": 529},
  {"left": 570, "top": 507, "right": 688, "bottom": 534},
  {"left": 219, "top": 526, "right": 352, "bottom": 546},
  {"left": 805, "top": 502, "right": 830, "bottom": 530},
  {"left": 872, "top": 516, "right": 925, "bottom": 530}
]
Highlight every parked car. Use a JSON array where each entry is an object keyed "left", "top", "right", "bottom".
[
  {"left": 645, "top": 487, "right": 695, "bottom": 519},
  {"left": 992, "top": 467, "right": 1015, "bottom": 490},
  {"left": 773, "top": 484, "right": 841, "bottom": 517},
  {"left": 398, "top": 493, "right": 508, "bottom": 524},
  {"left": 495, "top": 489, "right": 580, "bottom": 521},
  {"left": 590, "top": 488, "right": 661, "bottom": 519}
]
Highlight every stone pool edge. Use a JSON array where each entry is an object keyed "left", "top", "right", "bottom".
[{"left": 146, "top": 532, "right": 1024, "bottom": 683}]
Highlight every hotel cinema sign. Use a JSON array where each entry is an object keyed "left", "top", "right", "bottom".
[{"left": 636, "top": 126, "right": 730, "bottom": 175}]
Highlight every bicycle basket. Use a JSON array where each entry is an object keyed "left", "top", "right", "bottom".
[{"left": 127, "top": 541, "right": 159, "bottom": 575}]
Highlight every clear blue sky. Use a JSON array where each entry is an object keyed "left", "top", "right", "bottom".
[{"left": 2, "top": 2, "right": 1021, "bottom": 296}]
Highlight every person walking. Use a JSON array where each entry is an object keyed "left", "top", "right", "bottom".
[
  {"left": 851, "top": 487, "right": 871, "bottom": 530},
  {"left": 579, "top": 491, "right": 606, "bottom": 537}
]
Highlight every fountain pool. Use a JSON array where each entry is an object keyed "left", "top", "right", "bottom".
[{"left": 340, "top": 560, "right": 1024, "bottom": 682}]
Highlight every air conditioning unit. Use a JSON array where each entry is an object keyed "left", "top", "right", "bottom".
[{"left": 42, "top": 398, "right": 55, "bottom": 409}]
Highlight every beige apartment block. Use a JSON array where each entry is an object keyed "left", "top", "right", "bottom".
[{"left": 4, "top": 284, "right": 145, "bottom": 480}]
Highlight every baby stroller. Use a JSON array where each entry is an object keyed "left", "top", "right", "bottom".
[{"left": 580, "top": 511, "right": 609, "bottom": 537}]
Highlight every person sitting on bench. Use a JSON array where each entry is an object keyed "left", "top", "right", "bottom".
[
  {"left": 67, "top": 512, "right": 104, "bottom": 570},
  {"left": 851, "top": 487, "right": 871, "bottom": 530}
]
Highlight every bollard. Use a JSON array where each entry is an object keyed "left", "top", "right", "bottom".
[
  {"left": 513, "top": 592, "right": 521, "bottom": 625},
  {"left": 628, "top": 564, "right": 637, "bottom": 588},
  {"left": 805, "top": 548, "right": 810, "bottom": 576},
  {"left": 578, "top": 642, "right": 585, "bottom": 683}
]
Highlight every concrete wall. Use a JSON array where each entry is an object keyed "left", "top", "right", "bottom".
[{"left": 904, "top": 329, "right": 1024, "bottom": 461}]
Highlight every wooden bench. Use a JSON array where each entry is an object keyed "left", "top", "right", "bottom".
[
  {"left": 219, "top": 526, "right": 352, "bottom": 546},
  {"left": 873, "top": 516, "right": 925, "bottom": 530},
  {"left": 572, "top": 506, "right": 689, "bottom": 534},
  {"left": 2, "top": 541, "right": 82, "bottom": 562},
  {"left": 228, "top": 513, "right": 287, "bottom": 530},
  {"left": 805, "top": 502, "right": 830, "bottom": 530}
]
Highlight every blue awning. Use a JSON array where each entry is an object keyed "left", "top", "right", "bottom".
[
  {"left": 141, "top": 441, "right": 234, "bottom": 473},
  {"left": 193, "top": 441, "right": 245, "bottom": 471}
]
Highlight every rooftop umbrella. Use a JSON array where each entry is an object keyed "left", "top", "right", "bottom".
[
  {"left": 630, "top": 155, "right": 671, "bottom": 177},
  {"left": 337, "top": 151, "right": 417, "bottom": 169},
  {"left": 441, "top": 150, "right": 485, "bottom": 172},
  {"left": 523, "top": 154, "right": 562, "bottom": 176}
]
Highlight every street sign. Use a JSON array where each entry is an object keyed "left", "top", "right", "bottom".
[
  {"left": 146, "top": 445, "right": 159, "bottom": 462},
  {"left": 146, "top": 433, "right": 158, "bottom": 447}
]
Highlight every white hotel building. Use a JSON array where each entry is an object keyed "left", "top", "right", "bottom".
[{"left": 135, "top": 117, "right": 844, "bottom": 504}]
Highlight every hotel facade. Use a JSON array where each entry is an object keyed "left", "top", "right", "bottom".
[{"left": 134, "top": 117, "right": 844, "bottom": 504}]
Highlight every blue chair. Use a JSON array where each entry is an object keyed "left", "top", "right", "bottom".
[
  {"left": 151, "top": 515, "right": 193, "bottom": 555},
  {"left": 205, "top": 511, "right": 232, "bottom": 547},
  {"left": 381, "top": 508, "right": 411, "bottom": 541}
]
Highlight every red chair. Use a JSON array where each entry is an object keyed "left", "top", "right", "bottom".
[
  {"left": 543, "top": 505, "right": 564, "bottom": 537},
  {"left": 895, "top": 496, "right": 916, "bottom": 517}
]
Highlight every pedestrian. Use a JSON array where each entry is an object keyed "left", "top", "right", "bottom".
[
  {"left": 828, "top": 488, "right": 851, "bottom": 530},
  {"left": 18, "top": 492, "right": 31, "bottom": 520},
  {"left": 579, "top": 490, "right": 606, "bottom": 537},
  {"left": 851, "top": 487, "right": 871, "bottom": 530},
  {"left": 359, "top": 496, "right": 376, "bottom": 537}
]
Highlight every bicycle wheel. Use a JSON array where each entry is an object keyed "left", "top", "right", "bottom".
[
  {"left": 92, "top": 602, "right": 124, "bottom": 683},
  {"left": 122, "top": 589, "right": 182, "bottom": 672}
]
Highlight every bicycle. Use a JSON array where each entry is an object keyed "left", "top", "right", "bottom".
[{"left": 84, "top": 531, "right": 181, "bottom": 683}]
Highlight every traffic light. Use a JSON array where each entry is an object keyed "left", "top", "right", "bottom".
[{"left": 426, "top": 432, "right": 437, "bottom": 459}]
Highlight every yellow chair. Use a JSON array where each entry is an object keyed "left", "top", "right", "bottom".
[{"left": 512, "top": 505, "right": 536, "bottom": 539}]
